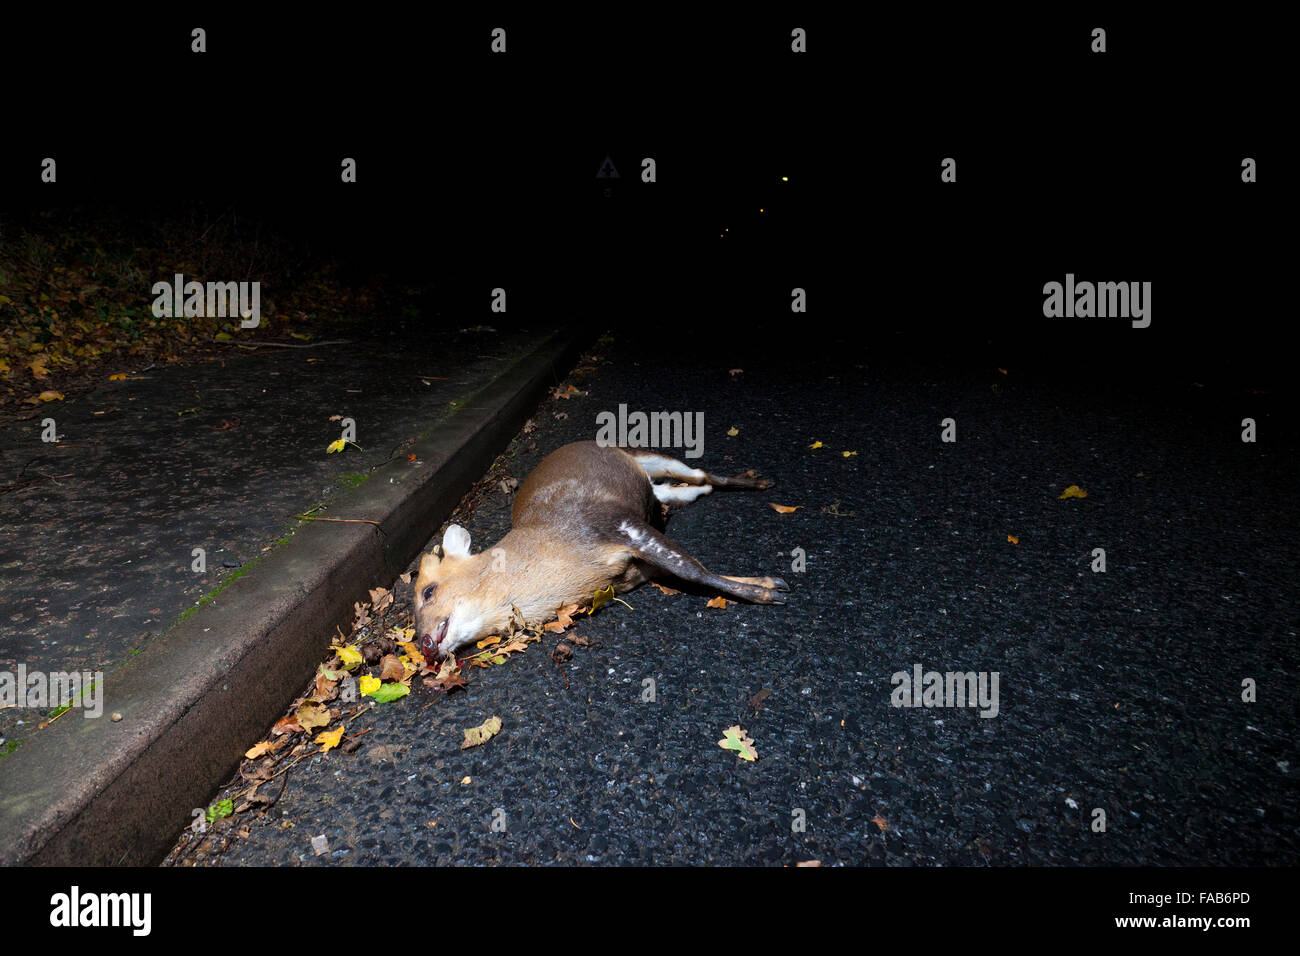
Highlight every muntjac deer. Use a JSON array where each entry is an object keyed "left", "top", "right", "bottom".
[{"left": 414, "top": 440, "right": 788, "bottom": 661}]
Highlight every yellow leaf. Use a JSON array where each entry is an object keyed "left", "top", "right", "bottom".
[
  {"left": 244, "top": 740, "right": 273, "bottom": 759},
  {"left": 1059, "top": 485, "right": 1088, "bottom": 499},
  {"left": 842, "top": 451, "right": 858, "bottom": 458},
  {"left": 214, "top": 332, "right": 233, "bottom": 342},
  {"left": 706, "top": 596, "right": 728, "bottom": 609},
  {"left": 334, "top": 644, "right": 364, "bottom": 670},
  {"left": 23, "top": 390, "right": 64, "bottom": 404},
  {"left": 461, "top": 716, "right": 503, "bottom": 750},
  {"left": 476, "top": 635, "right": 502, "bottom": 649},
  {"left": 807, "top": 441, "right": 823, "bottom": 449},
  {"left": 1007, "top": 535, "right": 1019, "bottom": 545},
  {"left": 769, "top": 503, "right": 801, "bottom": 514},
  {"left": 28, "top": 359, "right": 50, "bottom": 379},
  {"left": 326, "top": 438, "right": 346, "bottom": 454},
  {"left": 109, "top": 372, "right": 127, "bottom": 381},
  {"left": 315, "top": 727, "right": 345, "bottom": 752},
  {"left": 590, "top": 585, "right": 614, "bottom": 612},
  {"left": 726, "top": 427, "right": 739, "bottom": 436},
  {"left": 358, "top": 674, "right": 381, "bottom": 695},
  {"left": 296, "top": 701, "right": 330, "bottom": 732}
]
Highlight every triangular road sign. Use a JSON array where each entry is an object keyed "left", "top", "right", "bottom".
[{"left": 596, "top": 154, "right": 620, "bottom": 179}]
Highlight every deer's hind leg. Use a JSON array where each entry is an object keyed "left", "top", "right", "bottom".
[
  {"left": 615, "top": 517, "right": 788, "bottom": 604},
  {"left": 628, "top": 450, "right": 773, "bottom": 502}
]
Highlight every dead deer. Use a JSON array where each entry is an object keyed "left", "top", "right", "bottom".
[{"left": 414, "top": 440, "right": 787, "bottom": 661}]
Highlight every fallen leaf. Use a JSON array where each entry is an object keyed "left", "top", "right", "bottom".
[
  {"left": 316, "top": 727, "right": 345, "bottom": 752},
  {"left": 871, "top": 814, "right": 889, "bottom": 832},
  {"left": 272, "top": 715, "right": 302, "bottom": 736},
  {"left": 769, "top": 503, "right": 801, "bottom": 514},
  {"left": 334, "top": 644, "right": 364, "bottom": 670},
  {"left": 433, "top": 668, "right": 468, "bottom": 693},
  {"left": 718, "top": 725, "right": 758, "bottom": 761},
  {"left": 326, "top": 438, "right": 346, "bottom": 454},
  {"left": 727, "top": 426, "right": 739, "bottom": 436},
  {"left": 461, "top": 716, "right": 503, "bottom": 750},
  {"left": 651, "top": 582, "right": 681, "bottom": 596},
  {"left": 1007, "top": 535, "right": 1019, "bottom": 545},
  {"left": 23, "top": 391, "right": 64, "bottom": 404},
  {"left": 364, "top": 681, "right": 410, "bottom": 704},
  {"left": 590, "top": 585, "right": 614, "bottom": 612},
  {"left": 368, "top": 587, "right": 393, "bottom": 612},
  {"left": 313, "top": 670, "right": 339, "bottom": 701},
  {"left": 109, "top": 372, "right": 127, "bottom": 381},
  {"left": 808, "top": 441, "right": 823, "bottom": 450},
  {"left": 28, "top": 358, "right": 50, "bottom": 379},
  {"left": 244, "top": 740, "right": 273, "bottom": 759},
  {"left": 706, "top": 596, "right": 728, "bottom": 609},
  {"left": 296, "top": 702, "right": 330, "bottom": 732},
  {"left": 842, "top": 451, "right": 858, "bottom": 458},
  {"left": 378, "top": 654, "right": 406, "bottom": 682},
  {"left": 1059, "top": 485, "right": 1088, "bottom": 499},
  {"left": 795, "top": 861, "right": 822, "bottom": 867}
]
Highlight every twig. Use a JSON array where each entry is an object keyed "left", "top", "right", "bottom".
[
  {"left": 291, "top": 515, "right": 382, "bottom": 526},
  {"left": 0, "top": 473, "right": 74, "bottom": 495}
]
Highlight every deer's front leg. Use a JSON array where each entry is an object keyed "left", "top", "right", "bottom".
[{"left": 616, "top": 518, "right": 788, "bottom": 604}]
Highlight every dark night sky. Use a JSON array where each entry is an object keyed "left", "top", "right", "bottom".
[{"left": 1, "top": 10, "right": 1283, "bottom": 383}]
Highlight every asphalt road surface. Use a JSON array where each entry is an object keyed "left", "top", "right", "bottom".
[{"left": 166, "top": 329, "right": 1298, "bottom": 866}]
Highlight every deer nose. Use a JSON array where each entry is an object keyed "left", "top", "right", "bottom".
[{"left": 419, "top": 617, "right": 450, "bottom": 662}]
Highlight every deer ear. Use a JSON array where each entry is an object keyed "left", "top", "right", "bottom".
[
  {"left": 442, "top": 524, "right": 472, "bottom": 559},
  {"left": 419, "top": 551, "right": 441, "bottom": 578}
]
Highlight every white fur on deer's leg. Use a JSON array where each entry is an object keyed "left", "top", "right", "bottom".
[
  {"left": 630, "top": 452, "right": 709, "bottom": 485},
  {"left": 652, "top": 482, "right": 712, "bottom": 505}
]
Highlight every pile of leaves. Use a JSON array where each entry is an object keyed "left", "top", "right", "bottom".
[{"left": 0, "top": 205, "right": 411, "bottom": 413}]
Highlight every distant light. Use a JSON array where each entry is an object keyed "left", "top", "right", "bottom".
[
  {"left": 781, "top": 176, "right": 788, "bottom": 182},
  {"left": 724, "top": 228, "right": 729, "bottom": 232},
  {"left": 759, "top": 208, "right": 764, "bottom": 213}
]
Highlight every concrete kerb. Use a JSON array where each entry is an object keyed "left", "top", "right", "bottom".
[{"left": 0, "top": 325, "right": 589, "bottom": 865}]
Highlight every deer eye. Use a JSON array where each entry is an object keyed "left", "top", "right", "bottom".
[{"left": 422, "top": 584, "right": 436, "bottom": 602}]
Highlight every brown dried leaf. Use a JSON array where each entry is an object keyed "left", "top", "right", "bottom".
[{"left": 378, "top": 654, "right": 406, "bottom": 682}]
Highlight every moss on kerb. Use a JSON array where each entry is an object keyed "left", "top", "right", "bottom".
[
  {"left": 177, "top": 562, "right": 255, "bottom": 623},
  {"left": 335, "top": 472, "right": 369, "bottom": 489}
]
